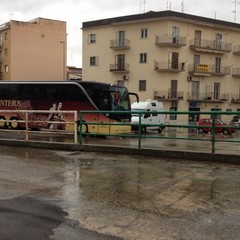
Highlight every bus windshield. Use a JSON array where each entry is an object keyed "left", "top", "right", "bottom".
[{"left": 78, "top": 81, "right": 134, "bottom": 121}]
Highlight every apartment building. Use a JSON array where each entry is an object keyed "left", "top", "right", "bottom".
[
  {"left": 0, "top": 18, "right": 67, "bottom": 81},
  {"left": 82, "top": 10, "right": 240, "bottom": 123}
]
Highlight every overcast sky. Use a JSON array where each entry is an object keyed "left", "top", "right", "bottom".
[{"left": 0, "top": 0, "right": 239, "bottom": 67}]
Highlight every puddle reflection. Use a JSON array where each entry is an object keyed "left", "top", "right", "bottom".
[{"left": 60, "top": 154, "right": 240, "bottom": 217}]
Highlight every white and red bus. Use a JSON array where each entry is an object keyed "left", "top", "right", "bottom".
[{"left": 0, "top": 81, "right": 138, "bottom": 134}]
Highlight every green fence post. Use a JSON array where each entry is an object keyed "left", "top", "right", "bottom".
[
  {"left": 79, "top": 112, "right": 83, "bottom": 145},
  {"left": 138, "top": 113, "right": 142, "bottom": 149},
  {"left": 211, "top": 114, "right": 216, "bottom": 154}
]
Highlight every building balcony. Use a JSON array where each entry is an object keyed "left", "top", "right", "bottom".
[
  {"left": 155, "top": 35, "right": 186, "bottom": 47},
  {"left": 211, "top": 65, "right": 231, "bottom": 76},
  {"left": 154, "top": 61, "right": 185, "bottom": 73},
  {"left": 232, "top": 45, "right": 240, "bottom": 55},
  {"left": 187, "top": 92, "right": 229, "bottom": 102},
  {"left": 232, "top": 67, "right": 240, "bottom": 77},
  {"left": 190, "top": 39, "right": 231, "bottom": 53},
  {"left": 231, "top": 94, "right": 240, "bottom": 103},
  {"left": 110, "top": 39, "right": 130, "bottom": 50},
  {"left": 154, "top": 90, "right": 184, "bottom": 101},
  {"left": 188, "top": 64, "right": 230, "bottom": 76},
  {"left": 109, "top": 63, "right": 130, "bottom": 73},
  {"left": 188, "top": 64, "right": 212, "bottom": 76}
]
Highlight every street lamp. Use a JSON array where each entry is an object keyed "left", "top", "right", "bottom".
[{"left": 59, "top": 40, "right": 66, "bottom": 80}]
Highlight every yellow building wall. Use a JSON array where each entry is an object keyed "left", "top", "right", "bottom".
[
  {"left": 1, "top": 18, "right": 66, "bottom": 81},
  {"left": 82, "top": 13, "right": 240, "bottom": 124}
]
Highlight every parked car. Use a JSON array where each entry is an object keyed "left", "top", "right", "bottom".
[
  {"left": 197, "top": 118, "right": 235, "bottom": 135},
  {"left": 229, "top": 115, "right": 240, "bottom": 127}
]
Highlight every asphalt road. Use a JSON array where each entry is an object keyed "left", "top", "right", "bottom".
[
  {"left": 0, "top": 195, "right": 122, "bottom": 240},
  {"left": 0, "top": 145, "right": 240, "bottom": 240}
]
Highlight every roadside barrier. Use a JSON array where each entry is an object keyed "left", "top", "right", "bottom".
[
  {"left": 0, "top": 109, "right": 239, "bottom": 154},
  {"left": 0, "top": 110, "right": 78, "bottom": 143},
  {"left": 79, "top": 110, "right": 240, "bottom": 154}
]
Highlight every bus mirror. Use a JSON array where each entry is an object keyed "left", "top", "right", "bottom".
[{"left": 129, "top": 92, "right": 139, "bottom": 103}]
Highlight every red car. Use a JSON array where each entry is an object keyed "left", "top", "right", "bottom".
[{"left": 197, "top": 118, "right": 235, "bottom": 135}]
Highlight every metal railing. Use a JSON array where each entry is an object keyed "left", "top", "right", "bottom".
[
  {"left": 0, "top": 110, "right": 78, "bottom": 143},
  {"left": 79, "top": 110, "right": 240, "bottom": 154},
  {"left": 0, "top": 109, "right": 239, "bottom": 154}
]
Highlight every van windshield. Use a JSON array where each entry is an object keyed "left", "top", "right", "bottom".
[{"left": 131, "top": 108, "right": 144, "bottom": 116}]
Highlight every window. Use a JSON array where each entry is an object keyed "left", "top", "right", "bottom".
[
  {"left": 140, "top": 28, "right": 148, "bottom": 38},
  {"left": 90, "top": 56, "right": 99, "bottom": 66},
  {"left": 117, "top": 31, "right": 125, "bottom": 47},
  {"left": 88, "top": 34, "right": 96, "bottom": 44},
  {"left": 214, "top": 82, "right": 220, "bottom": 100},
  {"left": 215, "top": 57, "right": 221, "bottom": 73},
  {"left": 194, "top": 30, "right": 201, "bottom": 47},
  {"left": 117, "top": 80, "right": 124, "bottom": 86},
  {"left": 4, "top": 48, "right": 7, "bottom": 56},
  {"left": 116, "top": 54, "right": 125, "bottom": 70},
  {"left": 139, "top": 80, "right": 146, "bottom": 91},
  {"left": 171, "top": 27, "right": 180, "bottom": 43},
  {"left": 140, "top": 53, "right": 147, "bottom": 63},
  {"left": 171, "top": 80, "right": 178, "bottom": 98},
  {"left": 4, "top": 33, "right": 7, "bottom": 40},
  {"left": 4, "top": 65, "right": 8, "bottom": 72},
  {"left": 216, "top": 33, "right": 222, "bottom": 49},
  {"left": 169, "top": 52, "right": 179, "bottom": 69}
]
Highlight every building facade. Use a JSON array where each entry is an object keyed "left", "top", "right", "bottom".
[
  {"left": 82, "top": 10, "right": 240, "bottom": 123},
  {"left": 66, "top": 66, "right": 82, "bottom": 80},
  {"left": 0, "top": 18, "right": 67, "bottom": 81}
]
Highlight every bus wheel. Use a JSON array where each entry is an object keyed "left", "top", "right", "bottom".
[
  {"left": 78, "top": 123, "right": 88, "bottom": 134},
  {"left": 198, "top": 128, "right": 204, "bottom": 134},
  {"left": 10, "top": 117, "right": 19, "bottom": 129},
  {"left": 0, "top": 116, "right": 6, "bottom": 129},
  {"left": 141, "top": 126, "right": 146, "bottom": 133}
]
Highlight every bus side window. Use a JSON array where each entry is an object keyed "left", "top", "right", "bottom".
[
  {"left": 99, "top": 90, "right": 109, "bottom": 110},
  {"left": 144, "top": 110, "right": 151, "bottom": 118},
  {"left": 0, "top": 85, "right": 9, "bottom": 99}
]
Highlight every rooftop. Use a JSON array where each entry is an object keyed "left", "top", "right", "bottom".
[{"left": 82, "top": 10, "right": 240, "bottom": 30}]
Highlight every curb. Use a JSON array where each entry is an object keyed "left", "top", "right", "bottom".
[{"left": 0, "top": 139, "right": 239, "bottom": 165}]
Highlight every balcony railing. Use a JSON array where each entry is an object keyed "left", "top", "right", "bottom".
[
  {"left": 232, "top": 45, "right": 240, "bottom": 54},
  {"left": 154, "top": 61, "right": 185, "bottom": 72},
  {"left": 155, "top": 35, "right": 186, "bottom": 47},
  {"left": 109, "top": 63, "right": 130, "bottom": 73},
  {"left": 188, "top": 92, "right": 229, "bottom": 102},
  {"left": 188, "top": 64, "right": 212, "bottom": 76},
  {"left": 232, "top": 67, "right": 240, "bottom": 77},
  {"left": 154, "top": 90, "right": 184, "bottom": 101},
  {"left": 211, "top": 65, "right": 231, "bottom": 76},
  {"left": 231, "top": 94, "right": 240, "bottom": 103},
  {"left": 110, "top": 39, "right": 130, "bottom": 50},
  {"left": 190, "top": 39, "right": 232, "bottom": 53},
  {"left": 188, "top": 64, "right": 230, "bottom": 76}
]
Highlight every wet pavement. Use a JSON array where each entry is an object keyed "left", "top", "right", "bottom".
[
  {"left": 0, "top": 146, "right": 240, "bottom": 240},
  {"left": 1, "top": 128, "right": 240, "bottom": 155}
]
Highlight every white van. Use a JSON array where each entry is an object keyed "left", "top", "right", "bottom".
[{"left": 131, "top": 100, "right": 165, "bottom": 133}]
